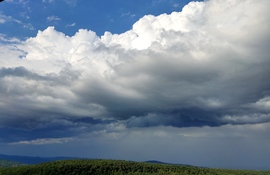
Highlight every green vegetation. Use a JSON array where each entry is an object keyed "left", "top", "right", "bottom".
[{"left": 0, "top": 159, "right": 269, "bottom": 175}]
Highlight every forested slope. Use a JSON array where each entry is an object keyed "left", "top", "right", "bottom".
[{"left": 0, "top": 159, "right": 269, "bottom": 175}]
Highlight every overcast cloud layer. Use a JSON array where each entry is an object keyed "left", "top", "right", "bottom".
[{"left": 1, "top": 0, "right": 270, "bottom": 169}]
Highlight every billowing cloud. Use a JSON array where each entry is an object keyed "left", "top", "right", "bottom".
[{"left": 0, "top": 0, "right": 270, "bottom": 150}]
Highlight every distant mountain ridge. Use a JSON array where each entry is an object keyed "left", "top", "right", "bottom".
[
  {"left": 0, "top": 154, "right": 79, "bottom": 164},
  {"left": 0, "top": 154, "right": 193, "bottom": 168},
  {"left": 144, "top": 160, "right": 168, "bottom": 164},
  {"left": 144, "top": 160, "right": 193, "bottom": 167},
  {"left": 0, "top": 159, "right": 23, "bottom": 167}
]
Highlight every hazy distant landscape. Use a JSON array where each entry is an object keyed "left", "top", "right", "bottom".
[
  {"left": 0, "top": 159, "right": 23, "bottom": 168},
  {"left": 0, "top": 154, "right": 77, "bottom": 165},
  {"left": 1, "top": 159, "right": 270, "bottom": 175}
]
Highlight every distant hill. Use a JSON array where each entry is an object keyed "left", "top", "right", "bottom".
[
  {"left": 0, "top": 155, "right": 187, "bottom": 166},
  {"left": 145, "top": 160, "right": 194, "bottom": 167},
  {"left": 0, "top": 159, "right": 23, "bottom": 167},
  {"left": 0, "top": 154, "right": 79, "bottom": 164},
  {"left": 145, "top": 160, "right": 168, "bottom": 164}
]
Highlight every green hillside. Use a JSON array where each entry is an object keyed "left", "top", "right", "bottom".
[{"left": 0, "top": 159, "right": 269, "bottom": 175}]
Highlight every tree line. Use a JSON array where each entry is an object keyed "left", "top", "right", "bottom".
[{"left": 0, "top": 159, "right": 269, "bottom": 175}]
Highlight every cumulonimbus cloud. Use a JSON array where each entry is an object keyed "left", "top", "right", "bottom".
[{"left": 0, "top": 0, "right": 270, "bottom": 135}]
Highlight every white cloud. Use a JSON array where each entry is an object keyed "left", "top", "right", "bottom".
[
  {"left": 47, "top": 15, "right": 61, "bottom": 22},
  {"left": 63, "top": 0, "right": 77, "bottom": 6},
  {"left": 66, "top": 22, "right": 76, "bottom": 27},
  {"left": 173, "top": 3, "right": 180, "bottom": 8},
  {"left": 252, "top": 97, "right": 270, "bottom": 111},
  {"left": 10, "top": 137, "right": 73, "bottom": 145},
  {"left": 121, "top": 12, "right": 136, "bottom": 18},
  {"left": 0, "top": 12, "right": 34, "bottom": 30},
  {"left": 14, "top": 19, "right": 35, "bottom": 30},
  {"left": 42, "top": 0, "right": 55, "bottom": 3},
  {"left": 0, "top": 34, "right": 21, "bottom": 43},
  {"left": 0, "top": 0, "right": 270, "bottom": 130},
  {"left": 19, "top": 0, "right": 29, "bottom": 4},
  {"left": 0, "top": 13, "right": 12, "bottom": 24},
  {"left": 0, "top": 18, "right": 5, "bottom": 24}
]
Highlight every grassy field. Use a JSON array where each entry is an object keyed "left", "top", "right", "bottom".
[{"left": 0, "top": 159, "right": 269, "bottom": 175}]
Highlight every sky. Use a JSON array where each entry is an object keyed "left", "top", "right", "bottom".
[{"left": 0, "top": 0, "right": 270, "bottom": 170}]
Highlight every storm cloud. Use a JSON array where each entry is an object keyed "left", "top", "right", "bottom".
[{"left": 0, "top": 0, "right": 270, "bottom": 168}]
